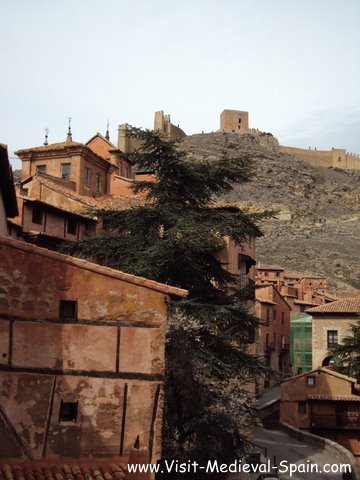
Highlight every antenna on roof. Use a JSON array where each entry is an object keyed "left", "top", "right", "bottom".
[
  {"left": 105, "top": 119, "right": 110, "bottom": 141},
  {"left": 66, "top": 116, "right": 72, "bottom": 142},
  {"left": 44, "top": 127, "right": 49, "bottom": 146}
]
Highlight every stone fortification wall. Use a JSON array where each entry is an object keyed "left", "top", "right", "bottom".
[{"left": 280, "top": 145, "right": 360, "bottom": 170}]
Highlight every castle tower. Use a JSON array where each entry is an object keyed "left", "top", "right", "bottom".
[{"left": 220, "top": 109, "right": 249, "bottom": 133}]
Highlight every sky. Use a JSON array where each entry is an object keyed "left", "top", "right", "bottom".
[{"left": 1, "top": 0, "right": 360, "bottom": 169}]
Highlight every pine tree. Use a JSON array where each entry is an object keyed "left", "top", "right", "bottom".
[{"left": 63, "top": 128, "right": 268, "bottom": 478}]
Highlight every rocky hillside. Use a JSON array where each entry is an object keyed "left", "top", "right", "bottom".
[{"left": 182, "top": 132, "right": 360, "bottom": 296}]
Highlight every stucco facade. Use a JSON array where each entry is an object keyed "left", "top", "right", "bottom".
[
  {"left": 16, "top": 140, "right": 113, "bottom": 197},
  {"left": 311, "top": 314, "right": 356, "bottom": 368},
  {"left": 280, "top": 368, "right": 360, "bottom": 459},
  {"left": 0, "top": 236, "right": 187, "bottom": 460},
  {"left": 256, "top": 284, "right": 291, "bottom": 390}
]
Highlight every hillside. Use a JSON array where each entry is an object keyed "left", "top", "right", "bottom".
[{"left": 182, "top": 132, "right": 360, "bottom": 296}]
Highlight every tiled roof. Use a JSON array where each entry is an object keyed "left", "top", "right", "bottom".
[
  {"left": 283, "top": 367, "right": 358, "bottom": 384},
  {"left": 20, "top": 196, "right": 96, "bottom": 221},
  {"left": 26, "top": 174, "right": 144, "bottom": 212},
  {"left": 308, "top": 394, "right": 360, "bottom": 402},
  {"left": 306, "top": 299, "right": 360, "bottom": 314},
  {"left": 0, "top": 459, "right": 129, "bottom": 480},
  {"left": 256, "top": 299, "right": 277, "bottom": 306},
  {"left": 0, "top": 236, "right": 188, "bottom": 298},
  {"left": 16, "top": 140, "right": 84, "bottom": 153},
  {"left": 86, "top": 132, "right": 116, "bottom": 148},
  {"left": 256, "top": 263, "right": 285, "bottom": 271},
  {"left": 15, "top": 141, "right": 110, "bottom": 166}
]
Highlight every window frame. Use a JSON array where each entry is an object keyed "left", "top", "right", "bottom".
[
  {"left": 327, "top": 330, "right": 338, "bottom": 349},
  {"left": 60, "top": 163, "right": 71, "bottom": 180},
  {"left": 84, "top": 167, "right": 91, "bottom": 188},
  {"left": 32, "top": 206, "right": 43, "bottom": 225}
]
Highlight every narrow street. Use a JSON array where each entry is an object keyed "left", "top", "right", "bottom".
[
  {"left": 253, "top": 425, "right": 346, "bottom": 480},
  {"left": 250, "top": 385, "right": 350, "bottom": 480}
]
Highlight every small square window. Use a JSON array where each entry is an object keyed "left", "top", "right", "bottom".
[
  {"left": 59, "top": 400, "right": 78, "bottom": 423},
  {"left": 32, "top": 207, "right": 43, "bottom": 225},
  {"left": 307, "top": 376, "right": 315, "bottom": 386},
  {"left": 59, "top": 300, "right": 77, "bottom": 319},
  {"left": 67, "top": 218, "right": 77, "bottom": 235},
  {"left": 36, "top": 165, "right": 46, "bottom": 174},
  {"left": 298, "top": 401, "right": 307, "bottom": 414}
]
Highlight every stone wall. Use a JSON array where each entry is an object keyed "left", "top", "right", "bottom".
[
  {"left": 312, "top": 313, "right": 355, "bottom": 368},
  {"left": 220, "top": 109, "right": 249, "bottom": 134},
  {"left": 280, "top": 145, "right": 360, "bottom": 170}
]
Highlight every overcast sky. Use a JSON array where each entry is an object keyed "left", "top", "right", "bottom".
[{"left": 1, "top": 0, "right": 360, "bottom": 169}]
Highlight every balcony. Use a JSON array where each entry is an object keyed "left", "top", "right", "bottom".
[
  {"left": 239, "top": 275, "right": 255, "bottom": 300},
  {"left": 311, "top": 413, "right": 360, "bottom": 430}
]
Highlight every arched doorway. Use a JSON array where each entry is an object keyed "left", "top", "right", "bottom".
[{"left": 322, "top": 355, "right": 334, "bottom": 367}]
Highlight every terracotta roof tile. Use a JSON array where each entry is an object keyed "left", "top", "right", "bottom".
[
  {"left": 0, "top": 461, "right": 128, "bottom": 480},
  {"left": 256, "top": 263, "right": 285, "bottom": 271},
  {"left": 307, "top": 299, "right": 360, "bottom": 314},
  {"left": 20, "top": 174, "right": 144, "bottom": 215},
  {"left": 0, "top": 236, "right": 188, "bottom": 298},
  {"left": 308, "top": 394, "right": 360, "bottom": 401}
]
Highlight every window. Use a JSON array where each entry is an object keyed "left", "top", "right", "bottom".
[
  {"left": 238, "top": 119, "right": 241, "bottom": 123},
  {"left": 32, "top": 206, "right": 43, "bottom": 225},
  {"left": 307, "top": 376, "right": 315, "bottom": 386},
  {"left": 59, "top": 400, "right": 78, "bottom": 423},
  {"left": 124, "top": 166, "right": 129, "bottom": 178},
  {"left": 95, "top": 174, "right": 101, "bottom": 193},
  {"left": 118, "top": 162, "right": 123, "bottom": 177},
  {"left": 61, "top": 163, "right": 71, "bottom": 180},
  {"left": 298, "top": 401, "right": 307, "bottom": 414},
  {"left": 59, "top": 300, "right": 77, "bottom": 319},
  {"left": 36, "top": 165, "right": 46, "bottom": 174},
  {"left": 67, "top": 218, "right": 77, "bottom": 235},
  {"left": 276, "top": 272, "right": 280, "bottom": 277},
  {"left": 264, "top": 272, "right": 268, "bottom": 277},
  {"left": 266, "top": 309, "right": 270, "bottom": 325},
  {"left": 327, "top": 330, "right": 338, "bottom": 348},
  {"left": 84, "top": 168, "right": 90, "bottom": 188},
  {"left": 281, "top": 312, "right": 285, "bottom": 324},
  {"left": 273, "top": 310, "right": 276, "bottom": 321}
]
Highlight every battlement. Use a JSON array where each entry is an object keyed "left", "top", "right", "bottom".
[
  {"left": 280, "top": 145, "right": 360, "bottom": 170},
  {"left": 154, "top": 111, "right": 186, "bottom": 139}
]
